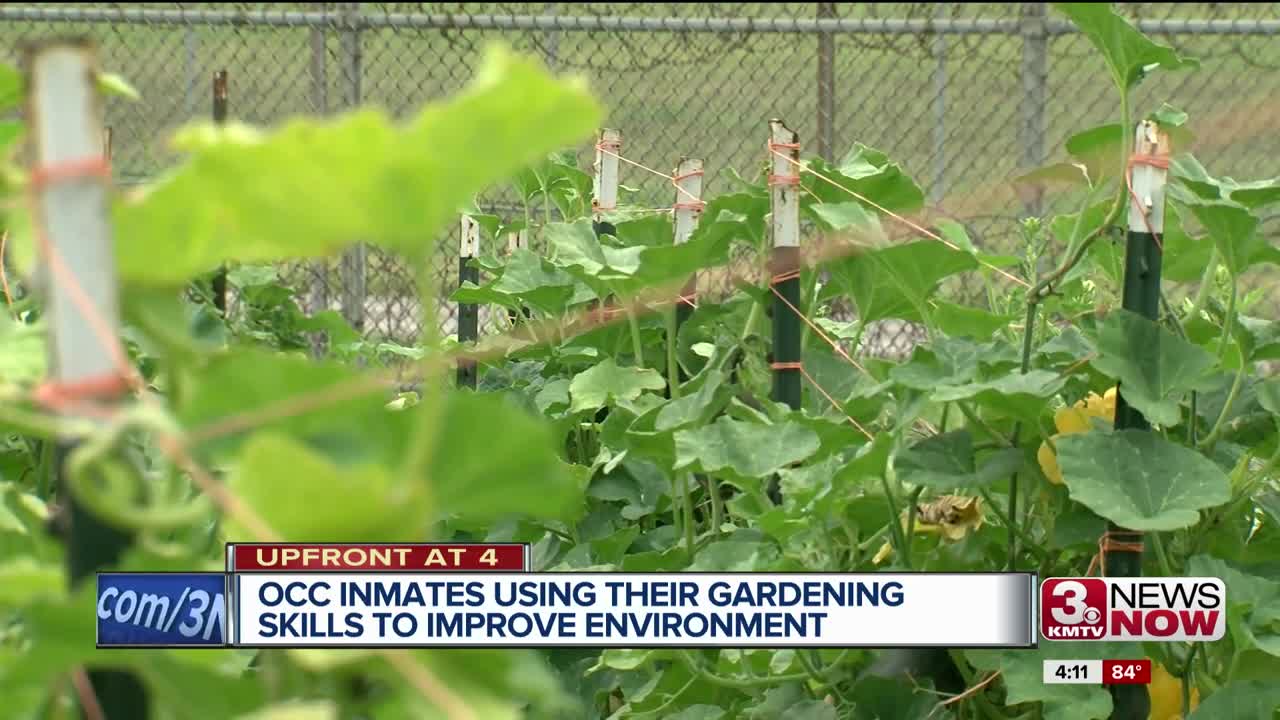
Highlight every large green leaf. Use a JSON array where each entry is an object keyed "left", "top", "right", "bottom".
[
  {"left": 547, "top": 219, "right": 644, "bottom": 281},
  {"left": 1171, "top": 192, "right": 1277, "bottom": 275},
  {"left": 0, "top": 318, "right": 46, "bottom": 393},
  {"left": 803, "top": 146, "right": 925, "bottom": 216},
  {"left": 931, "top": 369, "right": 1069, "bottom": 422},
  {"left": 1187, "top": 555, "right": 1280, "bottom": 659},
  {"left": 674, "top": 416, "right": 819, "bottom": 479},
  {"left": 1052, "top": 3, "right": 1198, "bottom": 91},
  {"left": 821, "top": 240, "right": 978, "bottom": 324},
  {"left": 1055, "top": 430, "right": 1230, "bottom": 531},
  {"left": 0, "top": 63, "right": 19, "bottom": 111},
  {"left": 1065, "top": 124, "right": 1123, "bottom": 185},
  {"left": 1187, "top": 682, "right": 1280, "bottom": 720},
  {"left": 59, "top": 47, "right": 601, "bottom": 286},
  {"left": 569, "top": 358, "right": 665, "bottom": 413},
  {"left": 429, "top": 392, "right": 587, "bottom": 525},
  {"left": 227, "top": 432, "right": 432, "bottom": 541},
  {"left": 966, "top": 641, "right": 1141, "bottom": 720},
  {"left": 1090, "top": 309, "right": 1217, "bottom": 426},
  {"left": 896, "top": 429, "right": 1024, "bottom": 489},
  {"left": 179, "top": 349, "right": 404, "bottom": 465},
  {"left": 1172, "top": 153, "right": 1280, "bottom": 210},
  {"left": 452, "top": 248, "right": 578, "bottom": 315}
]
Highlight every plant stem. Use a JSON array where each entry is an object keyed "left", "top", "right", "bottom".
[
  {"left": 1198, "top": 359, "right": 1244, "bottom": 452},
  {"left": 1151, "top": 532, "right": 1174, "bottom": 577},
  {"left": 903, "top": 485, "right": 925, "bottom": 567},
  {"left": 740, "top": 299, "right": 761, "bottom": 342},
  {"left": 1187, "top": 249, "right": 1219, "bottom": 322},
  {"left": 978, "top": 488, "right": 1050, "bottom": 563},
  {"left": 1216, "top": 272, "right": 1238, "bottom": 360},
  {"left": 627, "top": 306, "right": 646, "bottom": 369},
  {"left": 1006, "top": 299, "right": 1039, "bottom": 570},
  {"left": 681, "top": 472, "right": 696, "bottom": 560},
  {"left": 665, "top": 307, "right": 681, "bottom": 398},
  {"left": 707, "top": 475, "right": 724, "bottom": 536},
  {"left": 957, "top": 402, "right": 1010, "bottom": 447},
  {"left": 878, "top": 471, "right": 908, "bottom": 567},
  {"left": 1181, "top": 644, "right": 1200, "bottom": 719}
]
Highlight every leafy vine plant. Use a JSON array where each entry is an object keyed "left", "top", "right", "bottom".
[{"left": 0, "top": 3, "right": 1277, "bottom": 720}]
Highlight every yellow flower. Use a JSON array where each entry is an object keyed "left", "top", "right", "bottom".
[
  {"left": 1148, "top": 661, "right": 1199, "bottom": 720},
  {"left": 1037, "top": 387, "right": 1117, "bottom": 485}
]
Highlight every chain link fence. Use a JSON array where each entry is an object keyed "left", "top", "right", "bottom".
[{"left": 3, "top": 3, "right": 1278, "bottom": 360}]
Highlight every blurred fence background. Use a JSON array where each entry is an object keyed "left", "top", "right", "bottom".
[{"left": 3, "top": 3, "right": 1278, "bottom": 359}]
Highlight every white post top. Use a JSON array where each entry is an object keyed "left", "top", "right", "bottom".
[
  {"left": 28, "top": 41, "right": 125, "bottom": 389},
  {"left": 593, "top": 127, "right": 621, "bottom": 217},
  {"left": 1127, "top": 119, "right": 1170, "bottom": 235},
  {"left": 459, "top": 215, "right": 480, "bottom": 258},
  {"left": 768, "top": 120, "right": 800, "bottom": 249},
  {"left": 673, "top": 157, "right": 704, "bottom": 246}
]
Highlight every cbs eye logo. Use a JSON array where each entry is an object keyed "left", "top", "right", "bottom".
[{"left": 1041, "top": 578, "right": 1107, "bottom": 640}]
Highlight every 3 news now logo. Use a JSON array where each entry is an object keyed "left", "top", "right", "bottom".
[{"left": 1040, "top": 577, "right": 1227, "bottom": 642}]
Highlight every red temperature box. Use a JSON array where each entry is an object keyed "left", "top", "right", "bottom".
[
  {"left": 228, "top": 543, "right": 529, "bottom": 572},
  {"left": 1102, "top": 659, "right": 1152, "bottom": 685}
]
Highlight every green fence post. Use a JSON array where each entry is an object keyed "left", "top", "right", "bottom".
[
  {"left": 768, "top": 119, "right": 802, "bottom": 410},
  {"left": 1107, "top": 120, "right": 1169, "bottom": 720},
  {"left": 211, "top": 69, "right": 229, "bottom": 316},
  {"left": 767, "top": 120, "right": 801, "bottom": 505},
  {"left": 26, "top": 38, "right": 149, "bottom": 719},
  {"left": 457, "top": 215, "right": 480, "bottom": 389}
]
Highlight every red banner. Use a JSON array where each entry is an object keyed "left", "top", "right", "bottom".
[{"left": 229, "top": 543, "right": 528, "bottom": 572}]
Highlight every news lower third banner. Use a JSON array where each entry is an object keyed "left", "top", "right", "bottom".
[{"left": 97, "top": 545, "right": 1037, "bottom": 649}]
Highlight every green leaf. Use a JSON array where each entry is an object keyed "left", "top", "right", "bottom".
[
  {"left": 931, "top": 369, "right": 1069, "bottom": 422},
  {"left": 1160, "top": 203, "right": 1214, "bottom": 283},
  {"left": 814, "top": 144, "right": 925, "bottom": 216},
  {"left": 807, "top": 201, "right": 887, "bottom": 243},
  {"left": 1090, "top": 309, "right": 1217, "bottom": 426},
  {"left": 967, "top": 641, "right": 1139, "bottom": 720},
  {"left": 0, "top": 556, "right": 62, "bottom": 606},
  {"left": 930, "top": 300, "right": 1014, "bottom": 341},
  {"left": 88, "top": 46, "right": 600, "bottom": 287},
  {"left": 890, "top": 336, "right": 984, "bottom": 390},
  {"left": 0, "top": 63, "right": 19, "bottom": 110},
  {"left": 1052, "top": 3, "right": 1198, "bottom": 91},
  {"left": 1171, "top": 193, "right": 1274, "bottom": 276},
  {"left": 1055, "top": 429, "right": 1230, "bottom": 531},
  {"left": 1172, "top": 153, "right": 1280, "bottom": 210},
  {"left": 569, "top": 358, "right": 665, "bottom": 413},
  {"left": 674, "top": 417, "right": 820, "bottom": 479},
  {"left": 97, "top": 71, "right": 140, "bottom": 101},
  {"left": 235, "top": 701, "right": 337, "bottom": 720},
  {"left": 821, "top": 240, "right": 978, "bottom": 324},
  {"left": 655, "top": 368, "right": 731, "bottom": 432},
  {"left": 547, "top": 219, "right": 644, "bottom": 281},
  {"left": 227, "top": 432, "right": 432, "bottom": 541},
  {"left": 0, "top": 317, "right": 47, "bottom": 392},
  {"left": 430, "top": 392, "right": 586, "bottom": 525},
  {"left": 896, "top": 430, "right": 1024, "bottom": 489},
  {"left": 1066, "top": 124, "right": 1124, "bottom": 185},
  {"left": 179, "top": 349, "right": 402, "bottom": 465},
  {"left": 1188, "top": 682, "right": 1280, "bottom": 720}
]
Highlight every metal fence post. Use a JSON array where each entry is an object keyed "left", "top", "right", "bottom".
[
  {"left": 816, "top": 2, "right": 836, "bottom": 162},
  {"left": 339, "top": 1, "right": 366, "bottom": 333},
  {"left": 27, "top": 38, "right": 149, "bottom": 719},
  {"left": 308, "top": 7, "right": 331, "bottom": 320},
  {"left": 1020, "top": 2, "right": 1048, "bottom": 218},
  {"left": 932, "top": 4, "right": 948, "bottom": 206},
  {"left": 211, "top": 70, "right": 228, "bottom": 316}
]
